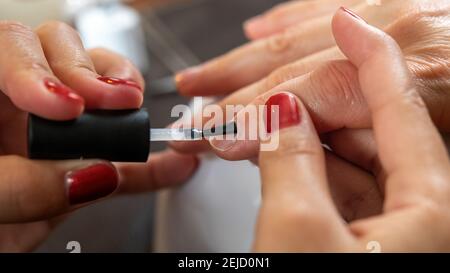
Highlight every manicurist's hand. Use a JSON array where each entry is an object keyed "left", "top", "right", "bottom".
[
  {"left": 254, "top": 8, "right": 450, "bottom": 252},
  {"left": 0, "top": 21, "right": 198, "bottom": 252}
]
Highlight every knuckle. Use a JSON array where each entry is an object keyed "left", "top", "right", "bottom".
[
  {"left": 0, "top": 20, "right": 34, "bottom": 38},
  {"left": 265, "top": 65, "right": 298, "bottom": 90},
  {"left": 272, "top": 131, "right": 320, "bottom": 159},
  {"left": 0, "top": 156, "right": 60, "bottom": 219},
  {"left": 52, "top": 59, "right": 94, "bottom": 74},
  {"left": 309, "top": 61, "right": 364, "bottom": 107},
  {"left": 264, "top": 31, "right": 293, "bottom": 55},
  {"left": 275, "top": 204, "right": 329, "bottom": 229},
  {"left": 21, "top": 62, "right": 52, "bottom": 75},
  {"left": 387, "top": 7, "right": 449, "bottom": 44}
]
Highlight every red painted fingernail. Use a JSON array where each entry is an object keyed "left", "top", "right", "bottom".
[
  {"left": 97, "top": 76, "right": 142, "bottom": 91},
  {"left": 66, "top": 162, "right": 119, "bottom": 205},
  {"left": 265, "top": 92, "right": 301, "bottom": 133},
  {"left": 340, "top": 7, "right": 366, "bottom": 23},
  {"left": 44, "top": 79, "right": 84, "bottom": 104}
]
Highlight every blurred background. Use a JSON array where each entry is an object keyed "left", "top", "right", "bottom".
[{"left": 0, "top": 0, "right": 284, "bottom": 252}]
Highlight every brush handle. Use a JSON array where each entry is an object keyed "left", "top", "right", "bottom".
[{"left": 28, "top": 109, "right": 150, "bottom": 162}]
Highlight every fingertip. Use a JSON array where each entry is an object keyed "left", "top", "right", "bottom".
[
  {"left": 9, "top": 77, "right": 85, "bottom": 120},
  {"left": 174, "top": 66, "right": 203, "bottom": 96},
  {"left": 332, "top": 7, "right": 367, "bottom": 57},
  {"left": 243, "top": 16, "right": 266, "bottom": 40},
  {"left": 88, "top": 47, "right": 146, "bottom": 92},
  {"left": 332, "top": 7, "right": 395, "bottom": 67}
]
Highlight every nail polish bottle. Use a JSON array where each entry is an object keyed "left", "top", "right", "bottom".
[{"left": 28, "top": 109, "right": 237, "bottom": 162}]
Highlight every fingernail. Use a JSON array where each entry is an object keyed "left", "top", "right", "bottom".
[
  {"left": 205, "top": 122, "right": 238, "bottom": 151},
  {"left": 265, "top": 92, "right": 301, "bottom": 133},
  {"left": 44, "top": 79, "right": 84, "bottom": 104},
  {"left": 97, "top": 76, "right": 142, "bottom": 91},
  {"left": 209, "top": 137, "right": 237, "bottom": 152},
  {"left": 244, "top": 15, "right": 265, "bottom": 35},
  {"left": 174, "top": 66, "right": 202, "bottom": 93},
  {"left": 340, "top": 7, "right": 366, "bottom": 23},
  {"left": 66, "top": 162, "right": 119, "bottom": 205}
]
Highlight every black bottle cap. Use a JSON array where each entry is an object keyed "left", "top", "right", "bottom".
[{"left": 28, "top": 109, "right": 150, "bottom": 162}]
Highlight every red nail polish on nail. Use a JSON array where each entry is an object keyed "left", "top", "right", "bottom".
[
  {"left": 66, "top": 163, "right": 118, "bottom": 205},
  {"left": 340, "top": 7, "right": 366, "bottom": 23},
  {"left": 97, "top": 76, "right": 142, "bottom": 91},
  {"left": 265, "top": 93, "right": 301, "bottom": 133},
  {"left": 44, "top": 79, "right": 84, "bottom": 103}
]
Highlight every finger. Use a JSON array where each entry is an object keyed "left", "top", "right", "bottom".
[
  {"left": 0, "top": 221, "right": 52, "bottom": 252},
  {"left": 220, "top": 47, "right": 343, "bottom": 106},
  {"left": 324, "top": 128, "right": 387, "bottom": 199},
  {"left": 324, "top": 129, "right": 380, "bottom": 174},
  {"left": 116, "top": 150, "right": 199, "bottom": 193},
  {"left": 324, "top": 150, "right": 382, "bottom": 222},
  {"left": 333, "top": 8, "right": 450, "bottom": 207},
  {"left": 208, "top": 60, "right": 369, "bottom": 161},
  {"left": 175, "top": 15, "right": 335, "bottom": 96},
  {"left": 0, "top": 21, "right": 84, "bottom": 120},
  {"left": 255, "top": 92, "right": 353, "bottom": 251},
  {"left": 244, "top": 0, "right": 362, "bottom": 40},
  {"left": 169, "top": 47, "right": 344, "bottom": 154},
  {"left": 0, "top": 156, "right": 119, "bottom": 223},
  {"left": 176, "top": 0, "right": 409, "bottom": 97},
  {"left": 248, "top": 138, "right": 383, "bottom": 221},
  {"left": 349, "top": 202, "right": 450, "bottom": 252},
  {"left": 36, "top": 21, "right": 143, "bottom": 109},
  {"left": 88, "top": 47, "right": 145, "bottom": 90},
  {"left": 324, "top": 128, "right": 387, "bottom": 193}
]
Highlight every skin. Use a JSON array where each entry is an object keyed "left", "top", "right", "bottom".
[
  {"left": 174, "top": 0, "right": 440, "bottom": 96},
  {"left": 1, "top": 1, "right": 448, "bottom": 252},
  {"left": 0, "top": 21, "right": 198, "bottom": 252},
  {"left": 168, "top": 1, "right": 450, "bottom": 224},
  {"left": 254, "top": 9, "right": 450, "bottom": 252},
  {"left": 170, "top": 0, "right": 450, "bottom": 153}
]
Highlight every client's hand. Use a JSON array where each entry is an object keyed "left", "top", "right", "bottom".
[
  {"left": 169, "top": 0, "right": 450, "bottom": 156},
  {"left": 254, "top": 8, "right": 450, "bottom": 252}
]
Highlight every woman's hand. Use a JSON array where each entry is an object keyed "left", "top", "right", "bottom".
[
  {"left": 169, "top": 0, "right": 450, "bottom": 155},
  {"left": 174, "top": 0, "right": 440, "bottom": 96},
  {"left": 0, "top": 21, "right": 198, "bottom": 252},
  {"left": 254, "top": 8, "right": 450, "bottom": 252}
]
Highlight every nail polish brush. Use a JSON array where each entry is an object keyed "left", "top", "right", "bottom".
[{"left": 28, "top": 109, "right": 237, "bottom": 162}]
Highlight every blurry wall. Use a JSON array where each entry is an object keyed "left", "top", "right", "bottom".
[{"left": 0, "top": 0, "right": 68, "bottom": 27}]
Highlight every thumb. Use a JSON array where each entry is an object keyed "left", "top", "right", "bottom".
[
  {"left": 0, "top": 156, "right": 118, "bottom": 223},
  {"left": 256, "top": 92, "right": 353, "bottom": 251}
]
